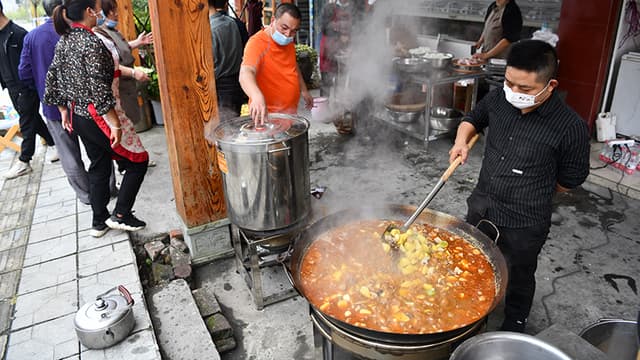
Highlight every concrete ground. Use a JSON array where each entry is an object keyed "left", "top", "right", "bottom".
[
  {"left": 193, "top": 113, "right": 640, "bottom": 359},
  {"left": 1, "top": 97, "right": 639, "bottom": 359}
]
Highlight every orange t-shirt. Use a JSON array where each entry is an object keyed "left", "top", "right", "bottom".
[{"left": 242, "top": 30, "right": 300, "bottom": 114}]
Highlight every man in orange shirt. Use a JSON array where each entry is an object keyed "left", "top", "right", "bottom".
[{"left": 239, "top": 3, "right": 313, "bottom": 125}]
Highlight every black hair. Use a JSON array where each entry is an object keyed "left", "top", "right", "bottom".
[
  {"left": 101, "top": 0, "right": 117, "bottom": 17},
  {"left": 274, "top": 3, "right": 301, "bottom": 20},
  {"left": 0, "top": 1, "right": 3, "bottom": 15},
  {"left": 43, "top": 0, "right": 63, "bottom": 17},
  {"left": 53, "top": 0, "right": 97, "bottom": 35},
  {"left": 208, "top": 0, "right": 228, "bottom": 9},
  {"left": 507, "top": 40, "right": 558, "bottom": 84}
]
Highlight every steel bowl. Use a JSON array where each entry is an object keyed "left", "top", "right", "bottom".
[
  {"left": 579, "top": 319, "right": 639, "bottom": 360},
  {"left": 430, "top": 106, "right": 463, "bottom": 131},
  {"left": 450, "top": 332, "right": 572, "bottom": 360},
  {"left": 393, "top": 57, "right": 431, "bottom": 73},
  {"left": 424, "top": 53, "right": 453, "bottom": 69},
  {"left": 386, "top": 108, "right": 424, "bottom": 123}
]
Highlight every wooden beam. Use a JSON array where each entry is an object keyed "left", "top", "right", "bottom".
[
  {"left": 115, "top": 0, "right": 140, "bottom": 65},
  {"left": 148, "top": 0, "right": 227, "bottom": 227}
]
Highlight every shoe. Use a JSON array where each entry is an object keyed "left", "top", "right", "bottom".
[
  {"left": 90, "top": 223, "right": 110, "bottom": 238},
  {"left": 148, "top": 160, "right": 157, "bottom": 167},
  {"left": 499, "top": 318, "right": 527, "bottom": 333},
  {"left": 106, "top": 212, "right": 146, "bottom": 231},
  {"left": 46, "top": 145, "right": 60, "bottom": 163},
  {"left": 4, "top": 160, "right": 32, "bottom": 179}
]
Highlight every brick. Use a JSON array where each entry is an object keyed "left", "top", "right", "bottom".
[
  {"left": 173, "top": 264, "right": 192, "bottom": 279},
  {"left": 170, "top": 237, "right": 189, "bottom": 253},
  {"left": 168, "top": 229, "right": 183, "bottom": 240},
  {"left": 205, "top": 313, "right": 233, "bottom": 341},
  {"left": 144, "top": 241, "right": 166, "bottom": 262},
  {"left": 191, "top": 287, "right": 221, "bottom": 317},
  {"left": 213, "top": 336, "right": 236, "bottom": 353},
  {"left": 169, "top": 246, "right": 191, "bottom": 267}
]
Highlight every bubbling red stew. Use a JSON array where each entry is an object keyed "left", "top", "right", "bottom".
[{"left": 300, "top": 220, "right": 496, "bottom": 334}]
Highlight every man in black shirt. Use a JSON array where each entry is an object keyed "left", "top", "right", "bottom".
[
  {"left": 0, "top": 2, "right": 57, "bottom": 179},
  {"left": 449, "top": 40, "right": 590, "bottom": 332}
]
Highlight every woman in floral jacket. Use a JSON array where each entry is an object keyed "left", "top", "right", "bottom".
[{"left": 44, "top": 0, "right": 148, "bottom": 237}]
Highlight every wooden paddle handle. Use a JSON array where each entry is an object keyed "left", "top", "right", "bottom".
[{"left": 442, "top": 134, "right": 480, "bottom": 181}]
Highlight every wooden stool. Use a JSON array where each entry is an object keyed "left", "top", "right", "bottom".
[{"left": 0, "top": 124, "right": 21, "bottom": 153}]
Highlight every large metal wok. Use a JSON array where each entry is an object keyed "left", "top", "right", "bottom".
[{"left": 287, "top": 205, "right": 508, "bottom": 345}]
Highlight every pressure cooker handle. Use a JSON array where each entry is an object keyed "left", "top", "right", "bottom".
[
  {"left": 95, "top": 285, "right": 135, "bottom": 306},
  {"left": 118, "top": 285, "right": 135, "bottom": 306},
  {"left": 475, "top": 219, "right": 500, "bottom": 244}
]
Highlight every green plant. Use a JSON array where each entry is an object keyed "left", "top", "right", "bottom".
[
  {"left": 295, "top": 44, "right": 318, "bottom": 66},
  {"left": 295, "top": 44, "right": 319, "bottom": 89}
]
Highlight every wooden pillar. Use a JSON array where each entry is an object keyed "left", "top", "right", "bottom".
[
  {"left": 115, "top": 0, "right": 140, "bottom": 65},
  {"left": 147, "top": 0, "right": 227, "bottom": 230}
]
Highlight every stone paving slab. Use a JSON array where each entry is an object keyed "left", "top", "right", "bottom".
[
  {"left": 0, "top": 335, "right": 6, "bottom": 359},
  {"left": 0, "top": 247, "right": 26, "bottom": 274},
  {"left": 35, "top": 188, "right": 78, "bottom": 208},
  {"left": 0, "top": 271, "right": 19, "bottom": 298},
  {"left": 0, "top": 300, "right": 11, "bottom": 334},
  {"left": 28, "top": 215, "right": 77, "bottom": 244},
  {"left": 6, "top": 314, "right": 79, "bottom": 360},
  {"left": 39, "top": 165, "right": 66, "bottom": 182},
  {"left": 148, "top": 279, "right": 219, "bottom": 360},
  {"left": 31, "top": 199, "right": 79, "bottom": 225},
  {"left": 80, "top": 329, "right": 161, "bottom": 360},
  {"left": 18, "top": 254, "right": 76, "bottom": 294},
  {"left": 23, "top": 233, "right": 76, "bottom": 267},
  {"left": 77, "top": 229, "right": 128, "bottom": 253},
  {"left": 0, "top": 227, "right": 28, "bottom": 252},
  {"left": 38, "top": 176, "right": 76, "bottom": 195},
  {"left": 0, "top": 197, "right": 35, "bottom": 231},
  {"left": 78, "top": 211, "right": 92, "bottom": 232},
  {"left": 11, "top": 280, "right": 77, "bottom": 330},
  {"left": 78, "top": 241, "right": 135, "bottom": 277}
]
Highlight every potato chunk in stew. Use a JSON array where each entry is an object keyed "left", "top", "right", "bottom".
[{"left": 300, "top": 220, "right": 496, "bottom": 334}]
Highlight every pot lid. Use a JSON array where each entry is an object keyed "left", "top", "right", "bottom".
[
  {"left": 74, "top": 293, "right": 131, "bottom": 331},
  {"left": 214, "top": 113, "right": 310, "bottom": 145}
]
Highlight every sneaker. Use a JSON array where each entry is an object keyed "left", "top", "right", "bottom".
[
  {"left": 4, "top": 160, "right": 32, "bottom": 179},
  {"left": 46, "top": 145, "right": 60, "bottom": 163},
  {"left": 106, "top": 212, "right": 146, "bottom": 231},
  {"left": 499, "top": 318, "right": 527, "bottom": 333},
  {"left": 90, "top": 223, "right": 110, "bottom": 238}
]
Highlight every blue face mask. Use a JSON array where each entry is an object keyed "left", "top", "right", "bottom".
[
  {"left": 95, "top": 10, "right": 106, "bottom": 26},
  {"left": 271, "top": 29, "right": 294, "bottom": 46},
  {"left": 105, "top": 19, "right": 118, "bottom": 29}
]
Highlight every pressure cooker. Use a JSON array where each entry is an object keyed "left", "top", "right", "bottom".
[{"left": 74, "top": 285, "right": 135, "bottom": 349}]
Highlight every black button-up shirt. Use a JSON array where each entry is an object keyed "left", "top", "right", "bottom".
[{"left": 465, "top": 88, "right": 590, "bottom": 228}]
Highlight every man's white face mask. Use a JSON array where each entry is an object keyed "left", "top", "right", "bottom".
[{"left": 503, "top": 81, "right": 550, "bottom": 110}]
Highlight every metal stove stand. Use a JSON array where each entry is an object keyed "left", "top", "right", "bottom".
[{"left": 230, "top": 225, "right": 298, "bottom": 310}]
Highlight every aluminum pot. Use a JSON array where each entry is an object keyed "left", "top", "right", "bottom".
[
  {"left": 214, "top": 114, "right": 311, "bottom": 231},
  {"left": 287, "top": 205, "right": 508, "bottom": 345},
  {"left": 449, "top": 332, "right": 572, "bottom": 360},
  {"left": 75, "top": 285, "right": 135, "bottom": 349}
]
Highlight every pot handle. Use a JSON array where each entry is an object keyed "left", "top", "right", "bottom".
[
  {"left": 475, "top": 219, "right": 500, "bottom": 244},
  {"left": 267, "top": 143, "right": 291, "bottom": 154},
  {"left": 310, "top": 312, "right": 333, "bottom": 342}
]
